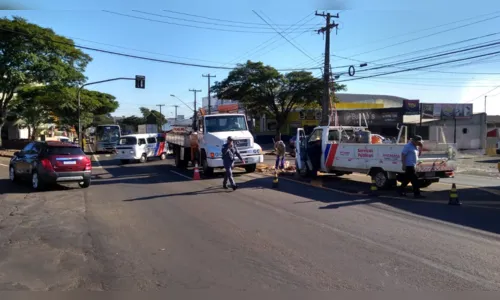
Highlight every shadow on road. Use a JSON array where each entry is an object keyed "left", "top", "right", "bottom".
[
  {"left": 0, "top": 179, "right": 76, "bottom": 194},
  {"left": 241, "top": 175, "right": 500, "bottom": 236}
]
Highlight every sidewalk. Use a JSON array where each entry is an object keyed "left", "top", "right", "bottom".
[{"left": 0, "top": 149, "right": 16, "bottom": 158}]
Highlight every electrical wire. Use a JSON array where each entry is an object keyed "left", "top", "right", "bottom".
[
  {"left": 336, "top": 49, "right": 500, "bottom": 83},
  {"left": 162, "top": 9, "right": 316, "bottom": 27},
  {"left": 133, "top": 10, "right": 318, "bottom": 30},
  {"left": 102, "top": 10, "right": 314, "bottom": 34}
]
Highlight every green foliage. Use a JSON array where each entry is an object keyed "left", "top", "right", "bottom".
[
  {"left": 0, "top": 16, "right": 92, "bottom": 146},
  {"left": 48, "top": 87, "right": 119, "bottom": 130},
  {"left": 211, "top": 60, "right": 346, "bottom": 134},
  {"left": 92, "top": 114, "right": 116, "bottom": 127},
  {"left": 9, "top": 85, "right": 56, "bottom": 140},
  {"left": 118, "top": 115, "right": 145, "bottom": 132},
  {"left": 139, "top": 107, "right": 166, "bottom": 127}
]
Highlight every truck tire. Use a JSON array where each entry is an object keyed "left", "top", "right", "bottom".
[
  {"left": 244, "top": 164, "right": 257, "bottom": 173},
  {"left": 160, "top": 153, "right": 167, "bottom": 160},
  {"left": 371, "top": 169, "right": 391, "bottom": 190},
  {"left": 139, "top": 154, "right": 147, "bottom": 163},
  {"left": 202, "top": 156, "right": 214, "bottom": 176},
  {"left": 174, "top": 146, "right": 188, "bottom": 169}
]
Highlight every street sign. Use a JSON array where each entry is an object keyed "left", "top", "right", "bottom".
[{"left": 135, "top": 75, "right": 146, "bottom": 89}]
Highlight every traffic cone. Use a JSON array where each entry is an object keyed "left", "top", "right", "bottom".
[
  {"left": 193, "top": 163, "right": 201, "bottom": 180},
  {"left": 272, "top": 172, "right": 279, "bottom": 188},
  {"left": 369, "top": 179, "right": 379, "bottom": 197},
  {"left": 448, "top": 183, "right": 461, "bottom": 206}
]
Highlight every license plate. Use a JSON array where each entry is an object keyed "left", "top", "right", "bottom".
[{"left": 63, "top": 161, "right": 76, "bottom": 165}]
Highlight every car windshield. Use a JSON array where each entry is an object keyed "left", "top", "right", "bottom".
[
  {"left": 47, "top": 146, "right": 85, "bottom": 155},
  {"left": 119, "top": 137, "right": 137, "bottom": 145},
  {"left": 205, "top": 116, "right": 248, "bottom": 133}
]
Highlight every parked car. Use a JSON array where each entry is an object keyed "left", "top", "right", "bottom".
[{"left": 9, "top": 141, "right": 92, "bottom": 190}]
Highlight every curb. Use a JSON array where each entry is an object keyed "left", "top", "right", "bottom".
[{"left": 0, "top": 152, "right": 14, "bottom": 158}]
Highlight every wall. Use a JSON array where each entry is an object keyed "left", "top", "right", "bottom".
[{"left": 427, "top": 113, "right": 486, "bottom": 150}]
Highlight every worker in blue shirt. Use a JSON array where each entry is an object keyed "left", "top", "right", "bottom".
[{"left": 398, "top": 135, "right": 425, "bottom": 199}]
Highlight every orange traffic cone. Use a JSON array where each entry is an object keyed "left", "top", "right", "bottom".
[{"left": 193, "top": 163, "right": 201, "bottom": 180}]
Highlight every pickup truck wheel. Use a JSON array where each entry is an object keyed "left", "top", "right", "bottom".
[
  {"left": 372, "top": 170, "right": 390, "bottom": 189},
  {"left": 419, "top": 180, "right": 433, "bottom": 188},
  {"left": 202, "top": 158, "right": 214, "bottom": 176},
  {"left": 244, "top": 164, "right": 257, "bottom": 173}
]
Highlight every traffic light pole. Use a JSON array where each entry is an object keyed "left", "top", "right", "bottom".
[{"left": 77, "top": 76, "right": 144, "bottom": 150}]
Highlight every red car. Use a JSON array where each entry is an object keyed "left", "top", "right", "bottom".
[{"left": 9, "top": 141, "right": 92, "bottom": 190}]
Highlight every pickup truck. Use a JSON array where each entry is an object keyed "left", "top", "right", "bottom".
[{"left": 295, "top": 125, "right": 457, "bottom": 189}]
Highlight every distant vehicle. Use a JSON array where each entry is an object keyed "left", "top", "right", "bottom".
[
  {"left": 115, "top": 133, "right": 168, "bottom": 164},
  {"left": 95, "top": 124, "right": 121, "bottom": 153},
  {"left": 9, "top": 141, "right": 92, "bottom": 190}
]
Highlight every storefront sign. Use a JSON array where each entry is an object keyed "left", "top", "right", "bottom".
[
  {"left": 334, "top": 108, "right": 404, "bottom": 126},
  {"left": 420, "top": 103, "right": 473, "bottom": 119},
  {"left": 403, "top": 99, "right": 420, "bottom": 115}
]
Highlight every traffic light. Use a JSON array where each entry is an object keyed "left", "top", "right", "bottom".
[{"left": 135, "top": 75, "right": 145, "bottom": 89}]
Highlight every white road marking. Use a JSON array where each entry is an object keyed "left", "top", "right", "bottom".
[
  {"left": 0, "top": 163, "right": 8, "bottom": 167},
  {"left": 87, "top": 144, "right": 102, "bottom": 169},
  {"left": 170, "top": 170, "right": 192, "bottom": 180}
]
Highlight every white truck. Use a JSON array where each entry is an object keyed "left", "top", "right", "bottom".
[
  {"left": 295, "top": 124, "right": 457, "bottom": 189},
  {"left": 165, "top": 112, "right": 264, "bottom": 176}
]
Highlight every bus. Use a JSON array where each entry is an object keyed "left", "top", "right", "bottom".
[{"left": 95, "top": 124, "right": 121, "bottom": 153}]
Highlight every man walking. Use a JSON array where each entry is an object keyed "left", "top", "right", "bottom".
[
  {"left": 274, "top": 134, "right": 286, "bottom": 171},
  {"left": 399, "top": 135, "right": 425, "bottom": 199},
  {"left": 222, "top": 136, "right": 244, "bottom": 190}
]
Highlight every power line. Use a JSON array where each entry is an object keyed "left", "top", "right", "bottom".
[
  {"left": 336, "top": 49, "right": 500, "bottom": 83},
  {"left": 102, "top": 10, "right": 314, "bottom": 34},
  {"left": 252, "top": 10, "right": 318, "bottom": 63},
  {"left": 162, "top": 9, "right": 317, "bottom": 27},
  {"left": 465, "top": 85, "right": 500, "bottom": 103},
  {"left": 0, "top": 26, "right": 319, "bottom": 72},
  {"left": 340, "top": 12, "right": 500, "bottom": 57},
  {"left": 134, "top": 10, "right": 317, "bottom": 30}
]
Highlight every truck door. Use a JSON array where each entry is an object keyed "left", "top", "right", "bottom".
[{"left": 295, "top": 128, "right": 307, "bottom": 171}]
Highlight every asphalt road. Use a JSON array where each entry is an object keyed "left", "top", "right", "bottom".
[{"left": 2, "top": 154, "right": 500, "bottom": 291}]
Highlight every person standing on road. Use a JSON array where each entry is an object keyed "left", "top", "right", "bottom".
[
  {"left": 222, "top": 136, "right": 244, "bottom": 191},
  {"left": 274, "top": 134, "right": 286, "bottom": 171},
  {"left": 399, "top": 135, "right": 425, "bottom": 199}
]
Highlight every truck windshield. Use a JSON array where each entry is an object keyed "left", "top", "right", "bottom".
[{"left": 205, "top": 116, "right": 248, "bottom": 133}]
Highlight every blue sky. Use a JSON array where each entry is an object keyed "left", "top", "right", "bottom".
[{"left": 2, "top": 0, "right": 500, "bottom": 118}]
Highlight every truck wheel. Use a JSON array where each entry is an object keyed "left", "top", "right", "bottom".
[
  {"left": 419, "top": 180, "right": 433, "bottom": 188},
  {"left": 202, "top": 157, "right": 214, "bottom": 176},
  {"left": 244, "top": 164, "right": 257, "bottom": 173},
  {"left": 139, "top": 154, "right": 147, "bottom": 163},
  {"left": 372, "top": 170, "right": 390, "bottom": 189},
  {"left": 160, "top": 153, "right": 167, "bottom": 160}
]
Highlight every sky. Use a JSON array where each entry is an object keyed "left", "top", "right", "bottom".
[{"left": 2, "top": 0, "right": 500, "bottom": 118}]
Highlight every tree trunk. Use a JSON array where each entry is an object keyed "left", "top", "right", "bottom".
[
  {"left": 0, "top": 122, "right": 4, "bottom": 149},
  {"left": 28, "top": 126, "right": 32, "bottom": 140}
]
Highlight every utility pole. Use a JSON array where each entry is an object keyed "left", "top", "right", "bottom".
[
  {"left": 316, "top": 11, "right": 339, "bottom": 126},
  {"left": 202, "top": 74, "right": 216, "bottom": 114},
  {"left": 189, "top": 89, "right": 202, "bottom": 130},
  {"left": 173, "top": 105, "right": 179, "bottom": 120},
  {"left": 156, "top": 104, "right": 165, "bottom": 131}
]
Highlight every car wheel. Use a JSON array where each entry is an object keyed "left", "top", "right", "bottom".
[
  {"left": 79, "top": 179, "right": 91, "bottom": 188},
  {"left": 32, "top": 171, "right": 45, "bottom": 191},
  {"left": 9, "top": 166, "right": 18, "bottom": 182},
  {"left": 160, "top": 152, "right": 167, "bottom": 160},
  {"left": 140, "top": 154, "right": 147, "bottom": 163}
]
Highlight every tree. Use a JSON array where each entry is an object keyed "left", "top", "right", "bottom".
[
  {"left": 92, "top": 114, "right": 115, "bottom": 127},
  {"left": 47, "top": 87, "right": 119, "bottom": 132},
  {"left": 118, "top": 115, "right": 145, "bottom": 132},
  {"left": 0, "top": 16, "right": 92, "bottom": 147},
  {"left": 9, "top": 85, "right": 56, "bottom": 140},
  {"left": 139, "top": 107, "right": 166, "bottom": 128},
  {"left": 212, "top": 60, "right": 346, "bottom": 135}
]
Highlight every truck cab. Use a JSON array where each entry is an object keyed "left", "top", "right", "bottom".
[{"left": 198, "top": 113, "right": 263, "bottom": 176}]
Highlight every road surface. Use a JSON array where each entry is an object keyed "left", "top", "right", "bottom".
[{"left": 1, "top": 154, "right": 500, "bottom": 291}]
